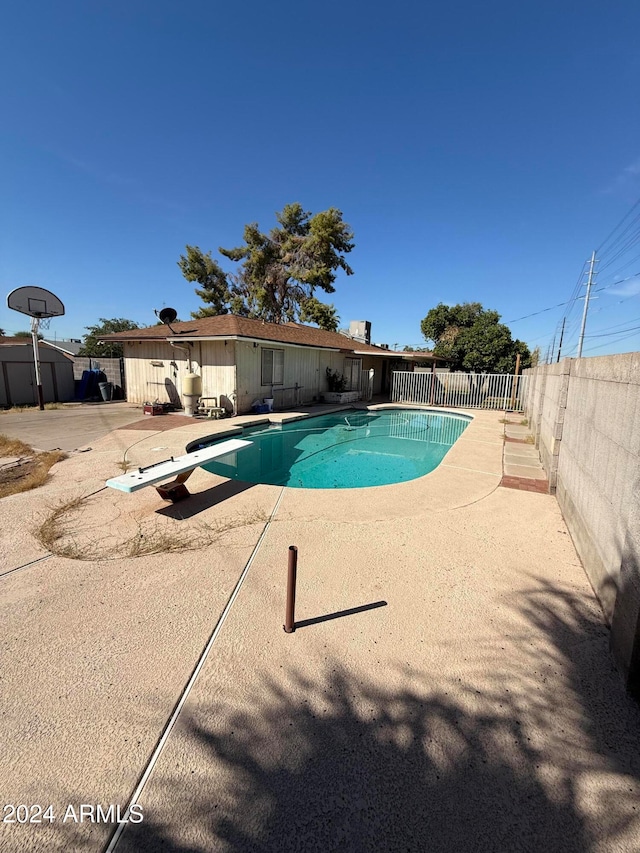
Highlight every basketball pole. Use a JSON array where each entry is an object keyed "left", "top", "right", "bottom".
[{"left": 31, "top": 316, "right": 45, "bottom": 411}]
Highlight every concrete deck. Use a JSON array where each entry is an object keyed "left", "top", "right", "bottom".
[
  {"left": 0, "top": 401, "right": 149, "bottom": 451},
  {"left": 1, "top": 406, "right": 638, "bottom": 853}
]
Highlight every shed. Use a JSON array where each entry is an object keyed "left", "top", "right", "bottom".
[{"left": 0, "top": 338, "right": 75, "bottom": 407}]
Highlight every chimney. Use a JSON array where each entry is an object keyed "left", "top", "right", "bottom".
[{"left": 348, "top": 320, "right": 371, "bottom": 345}]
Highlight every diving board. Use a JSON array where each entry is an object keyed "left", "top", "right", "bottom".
[{"left": 106, "top": 438, "right": 252, "bottom": 495}]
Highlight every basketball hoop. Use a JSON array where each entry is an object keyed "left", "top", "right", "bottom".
[{"left": 6, "top": 286, "right": 65, "bottom": 410}]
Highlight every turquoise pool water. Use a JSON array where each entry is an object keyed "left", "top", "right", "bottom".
[{"left": 190, "top": 408, "right": 470, "bottom": 489}]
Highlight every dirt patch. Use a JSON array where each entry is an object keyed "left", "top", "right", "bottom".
[{"left": 0, "top": 451, "right": 66, "bottom": 498}]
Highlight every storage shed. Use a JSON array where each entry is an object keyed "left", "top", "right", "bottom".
[{"left": 0, "top": 337, "right": 76, "bottom": 406}]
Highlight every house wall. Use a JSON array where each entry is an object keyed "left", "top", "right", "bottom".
[
  {"left": 234, "top": 343, "right": 357, "bottom": 413},
  {"left": 523, "top": 353, "right": 640, "bottom": 699},
  {"left": 121, "top": 339, "right": 390, "bottom": 414},
  {"left": 123, "top": 340, "right": 201, "bottom": 407},
  {"left": 199, "top": 341, "right": 236, "bottom": 412}
]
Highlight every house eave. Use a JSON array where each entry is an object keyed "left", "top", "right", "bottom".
[{"left": 166, "top": 335, "right": 346, "bottom": 353}]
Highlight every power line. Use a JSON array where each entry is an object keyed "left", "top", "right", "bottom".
[
  {"left": 581, "top": 328, "right": 640, "bottom": 354},
  {"left": 596, "top": 195, "right": 640, "bottom": 254},
  {"left": 584, "top": 323, "right": 640, "bottom": 338},
  {"left": 583, "top": 313, "right": 640, "bottom": 336},
  {"left": 598, "top": 231, "right": 640, "bottom": 273}
]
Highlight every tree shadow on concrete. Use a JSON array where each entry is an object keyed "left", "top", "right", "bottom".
[
  {"left": 610, "top": 476, "right": 640, "bottom": 702},
  {"left": 117, "top": 580, "right": 640, "bottom": 853}
]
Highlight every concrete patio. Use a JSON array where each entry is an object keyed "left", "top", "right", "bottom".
[{"left": 1, "top": 406, "right": 639, "bottom": 853}]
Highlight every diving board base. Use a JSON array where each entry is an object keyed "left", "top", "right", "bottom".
[
  {"left": 156, "top": 481, "right": 191, "bottom": 502},
  {"left": 155, "top": 469, "right": 195, "bottom": 502}
]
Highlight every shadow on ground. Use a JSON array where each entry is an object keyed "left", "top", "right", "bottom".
[
  {"left": 155, "top": 480, "right": 256, "bottom": 520},
  {"left": 114, "top": 580, "right": 640, "bottom": 853}
]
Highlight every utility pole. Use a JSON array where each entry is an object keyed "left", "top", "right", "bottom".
[
  {"left": 550, "top": 331, "right": 557, "bottom": 365},
  {"left": 577, "top": 251, "right": 597, "bottom": 358},
  {"left": 556, "top": 317, "right": 566, "bottom": 362}
]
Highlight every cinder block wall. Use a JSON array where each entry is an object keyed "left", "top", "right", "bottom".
[
  {"left": 524, "top": 353, "right": 640, "bottom": 699},
  {"left": 74, "top": 357, "right": 125, "bottom": 393}
]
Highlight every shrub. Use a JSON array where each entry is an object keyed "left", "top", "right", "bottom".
[{"left": 326, "top": 368, "right": 349, "bottom": 392}]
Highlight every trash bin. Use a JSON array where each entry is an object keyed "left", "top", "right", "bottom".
[{"left": 99, "top": 382, "right": 113, "bottom": 402}]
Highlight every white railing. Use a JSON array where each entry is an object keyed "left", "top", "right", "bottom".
[{"left": 390, "top": 371, "right": 528, "bottom": 410}]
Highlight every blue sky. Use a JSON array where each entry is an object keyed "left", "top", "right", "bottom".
[{"left": 1, "top": 1, "right": 639, "bottom": 358}]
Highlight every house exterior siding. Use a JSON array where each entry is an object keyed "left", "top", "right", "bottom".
[
  {"left": 199, "top": 341, "right": 236, "bottom": 411},
  {"left": 120, "top": 337, "right": 394, "bottom": 414},
  {"left": 123, "top": 340, "right": 201, "bottom": 407},
  {"left": 235, "top": 342, "right": 349, "bottom": 413}
]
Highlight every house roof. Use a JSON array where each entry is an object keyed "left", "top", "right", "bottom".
[
  {"left": 42, "top": 339, "right": 83, "bottom": 356},
  {"left": 0, "top": 337, "right": 32, "bottom": 346},
  {"left": 99, "top": 315, "right": 445, "bottom": 360}
]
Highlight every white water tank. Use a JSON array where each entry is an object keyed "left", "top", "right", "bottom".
[{"left": 182, "top": 373, "right": 202, "bottom": 416}]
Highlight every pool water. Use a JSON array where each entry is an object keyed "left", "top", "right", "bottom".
[{"left": 192, "top": 408, "right": 470, "bottom": 489}]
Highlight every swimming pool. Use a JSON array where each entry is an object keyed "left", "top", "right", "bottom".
[{"left": 188, "top": 408, "right": 470, "bottom": 489}]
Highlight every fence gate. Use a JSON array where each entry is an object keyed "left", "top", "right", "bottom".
[{"left": 390, "top": 371, "right": 528, "bottom": 410}]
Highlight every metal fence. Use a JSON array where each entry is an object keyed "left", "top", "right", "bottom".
[{"left": 390, "top": 371, "right": 528, "bottom": 410}]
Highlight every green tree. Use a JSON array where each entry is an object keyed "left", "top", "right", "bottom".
[
  {"left": 420, "top": 302, "right": 531, "bottom": 372},
  {"left": 182, "top": 203, "right": 354, "bottom": 324},
  {"left": 13, "top": 330, "right": 43, "bottom": 339},
  {"left": 78, "top": 318, "right": 140, "bottom": 358},
  {"left": 178, "top": 246, "right": 244, "bottom": 318},
  {"left": 298, "top": 297, "right": 340, "bottom": 332}
]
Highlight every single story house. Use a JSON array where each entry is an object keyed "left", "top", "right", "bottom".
[
  {"left": 0, "top": 337, "right": 75, "bottom": 407},
  {"left": 100, "top": 315, "right": 446, "bottom": 414}
]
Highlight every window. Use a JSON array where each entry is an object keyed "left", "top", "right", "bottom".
[{"left": 261, "top": 348, "right": 284, "bottom": 385}]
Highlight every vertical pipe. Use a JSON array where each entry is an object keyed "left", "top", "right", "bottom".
[
  {"left": 429, "top": 362, "right": 435, "bottom": 406},
  {"left": 31, "top": 317, "right": 44, "bottom": 410},
  {"left": 510, "top": 353, "right": 521, "bottom": 410},
  {"left": 284, "top": 545, "right": 298, "bottom": 633}
]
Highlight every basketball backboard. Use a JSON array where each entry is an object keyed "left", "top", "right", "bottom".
[{"left": 7, "top": 286, "right": 65, "bottom": 318}]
